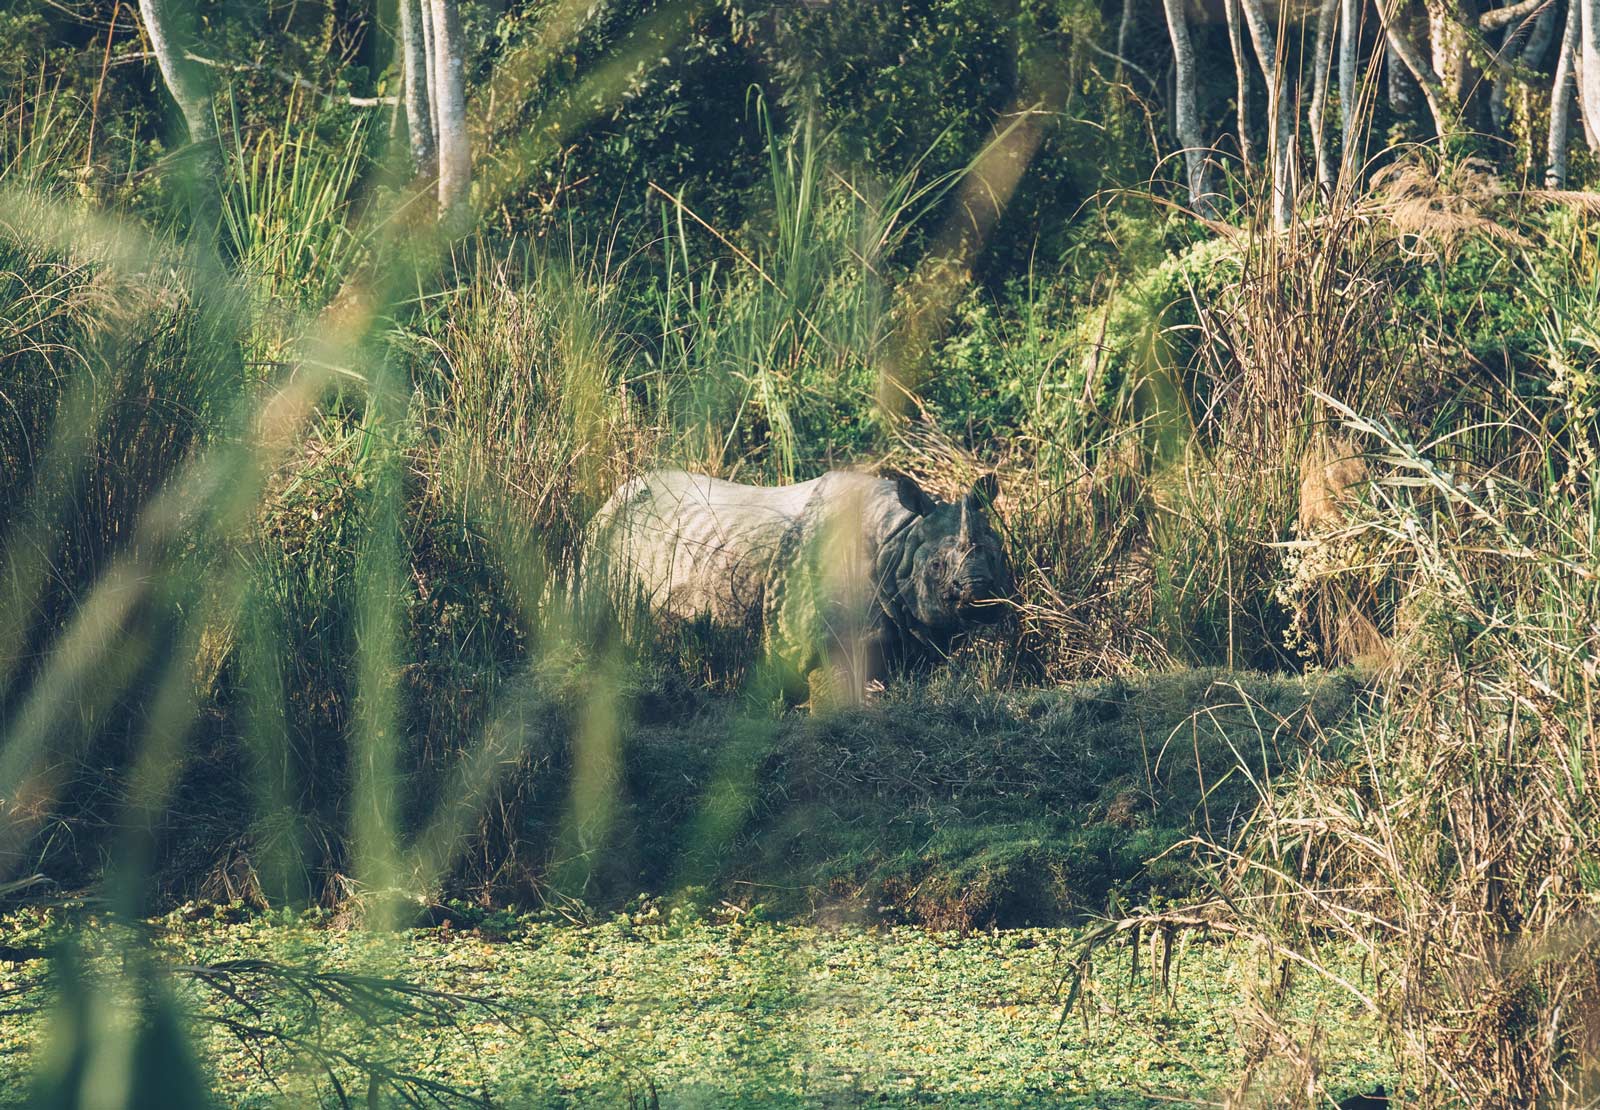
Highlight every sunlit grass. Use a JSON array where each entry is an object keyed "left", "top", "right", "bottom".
[{"left": 7, "top": 0, "right": 1600, "bottom": 1102}]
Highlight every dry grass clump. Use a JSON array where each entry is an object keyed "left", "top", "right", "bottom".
[
  {"left": 1198, "top": 180, "right": 1600, "bottom": 1104},
  {"left": 1281, "top": 433, "right": 1390, "bottom": 669},
  {"left": 1367, "top": 154, "right": 1532, "bottom": 250},
  {"left": 1193, "top": 159, "right": 1554, "bottom": 671},
  {"left": 1047, "top": 174, "right": 1600, "bottom": 1104},
  {"left": 1174, "top": 401, "right": 1600, "bottom": 1106},
  {"left": 408, "top": 250, "right": 655, "bottom": 580}
]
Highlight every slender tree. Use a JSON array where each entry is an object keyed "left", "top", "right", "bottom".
[
  {"left": 420, "top": 0, "right": 440, "bottom": 152},
  {"left": 1581, "top": 0, "right": 1600, "bottom": 147},
  {"left": 1490, "top": 4, "right": 1555, "bottom": 133},
  {"left": 1226, "top": 0, "right": 1256, "bottom": 167},
  {"left": 1162, "top": 0, "right": 1214, "bottom": 217},
  {"left": 1489, "top": 12, "right": 1512, "bottom": 133},
  {"left": 1387, "top": 38, "right": 1418, "bottom": 121},
  {"left": 137, "top": 0, "right": 219, "bottom": 226},
  {"left": 1311, "top": 0, "right": 1340, "bottom": 199},
  {"left": 1339, "top": 0, "right": 1360, "bottom": 163},
  {"left": 1379, "top": 0, "right": 1449, "bottom": 134},
  {"left": 1551, "top": 0, "right": 1582, "bottom": 185},
  {"left": 1426, "top": 0, "right": 1483, "bottom": 121},
  {"left": 399, "top": 0, "right": 436, "bottom": 177},
  {"left": 137, "top": 0, "right": 214, "bottom": 152},
  {"left": 1240, "top": 0, "right": 1294, "bottom": 228},
  {"left": 1116, "top": 0, "right": 1135, "bottom": 74},
  {"left": 428, "top": 0, "right": 471, "bottom": 229}
]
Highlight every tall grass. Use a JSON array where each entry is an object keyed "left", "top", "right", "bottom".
[
  {"left": 651, "top": 100, "right": 967, "bottom": 481},
  {"left": 1052, "top": 175, "right": 1600, "bottom": 1105},
  {"left": 1201, "top": 380, "right": 1600, "bottom": 1104},
  {"left": 1, "top": 76, "right": 90, "bottom": 197},
  {"left": 11, "top": 16, "right": 1600, "bottom": 1104},
  {"left": 220, "top": 105, "right": 373, "bottom": 318}
]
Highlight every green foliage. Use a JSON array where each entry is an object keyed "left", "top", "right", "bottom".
[
  {"left": 12, "top": 0, "right": 1600, "bottom": 1100},
  {"left": 478, "top": 0, "right": 771, "bottom": 244},
  {"left": 220, "top": 107, "right": 373, "bottom": 315},
  {"left": 0, "top": 911, "right": 1387, "bottom": 1107},
  {"left": 650, "top": 103, "right": 962, "bottom": 477},
  {"left": 1523, "top": 212, "right": 1600, "bottom": 453},
  {"left": 926, "top": 278, "right": 1077, "bottom": 448},
  {"left": 757, "top": 0, "right": 1019, "bottom": 174},
  {"left": 1034, "top": 232, "right": 1242, "bottom": 459},
  {"left": 1390, "top": 233, "right": 1550, "bottom": 374}
]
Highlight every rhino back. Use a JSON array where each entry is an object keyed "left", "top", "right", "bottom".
[
  {"left": 587, "top": 469, "right": 823, "bottom": 626},
  {"left": 587, "top": 469, "right": 917, "bottom": 639}
]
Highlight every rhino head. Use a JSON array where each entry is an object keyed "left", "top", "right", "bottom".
[{"left": 890, "top": 473, "right": 1013, "bottom": 632}]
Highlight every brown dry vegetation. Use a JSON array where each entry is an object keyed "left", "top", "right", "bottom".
[{"left": 7, "top": 25, "right": 1600, "bottom": 1101}]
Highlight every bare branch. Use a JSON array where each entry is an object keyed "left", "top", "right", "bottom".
[{"left": 181, "top": 51, "right": 396, "bottom": 107}]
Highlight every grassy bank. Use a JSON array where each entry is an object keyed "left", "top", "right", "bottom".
[
  {"left": 104, "top": 667, "right": 1360, "bottom": 928},
  {"left": 434, "top": 666, "right": 1363, "bottom": 929}
]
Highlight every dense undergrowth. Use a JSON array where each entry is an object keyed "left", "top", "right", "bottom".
[{"left": 6, "top": 1, "right": 1600, "bottom": 1103}]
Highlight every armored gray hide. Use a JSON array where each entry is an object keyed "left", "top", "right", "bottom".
[{"left": 582, "top": 468, "right": 1011, "bottom": 701}]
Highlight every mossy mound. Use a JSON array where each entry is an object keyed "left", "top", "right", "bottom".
[{"left": 532, "top": 666, "right": 1366, "bottom": 930}]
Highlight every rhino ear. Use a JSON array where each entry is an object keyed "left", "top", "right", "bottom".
[
  {"left": 886, "top": 471, "right": 936, "bottom": 516},
  {"left": 967, "top": 473, "right": 1000, "bottom": 506}
]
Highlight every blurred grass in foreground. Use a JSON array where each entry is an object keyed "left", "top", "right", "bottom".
[{"left": 7, "top": 0, "right": 1600, "bottom": 1101}]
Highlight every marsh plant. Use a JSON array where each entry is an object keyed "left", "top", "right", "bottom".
[{"left": 6, "top": 0, "right": 1600, "bottom": 1103}]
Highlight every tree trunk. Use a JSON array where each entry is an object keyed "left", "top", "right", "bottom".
[
  {"left": 399, "top": 0, "right": 436, "bottom": 178},
  {"left": 428, "top": 0, "right": 470, "bottom": 230},
  {"left": 1491, "top": 3, "right": 1555, "bottom": 134},
  {"left": 420, "top": 0, "right": 440, "bottom": 152},
  {"left": 1240, "top": 0, "right": 1294, "bottom": 228},
  {"left": 137, "top": 0, "right": 218, "bottom": 226},
  {"left": 1387, "top": 37, "right": 1418, "bottom": 119},
  {"left": 1380, "top": 0, "right": 1450, "bottom": 133},
  {"left": 137, "top": 0, "right": 214, "bottom": 149},
  {"left": 1489, "top": 22, "right": 1511, "bottom": 133},
  {"left": 1312, "top": 0, "right": 1340, "bottom": 199},
  {"left": 1581, "top": 0, "right": 1600, "bottom": 148},
  {"left": 1226, "top": 0, "right": 1256, "bottom": 168},
  {"left": 1514, "top": 5, "right": 1558, "bottom": 175},
  {"left": 1339, "top": 0, "right": 1360, "bottom": 164},
  {"left": 1456, "top": 0, "right": 1488, "bottom": 129},
  {"left": 1551, "top": 0, "right": 1582, "bottom": 185},
  {"left": 1117, "top": 0, "right": 1135, "bottom": 73},
  {"left": 1524, "top": 5, "right": 1559, "bottom": 69},
  {"left": 1162, "top": 0, "right": 1215, "bottom": 217},
  {"left": 1424, "top": 0, "right": 1481, "bottom": 116}
]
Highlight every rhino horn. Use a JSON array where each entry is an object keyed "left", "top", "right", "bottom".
[{"left": 959, "top": 497, "right": 971, "bottom": 545}]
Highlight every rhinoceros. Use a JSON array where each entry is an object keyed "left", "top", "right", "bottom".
[{"left": 582, "top": 468, "right": 1012, "bottom": 700}]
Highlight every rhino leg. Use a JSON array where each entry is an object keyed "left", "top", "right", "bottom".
[
  {"left": 804, "top": 660, "right": 859, "bottom": 710},
  {"left": 800, "top": 627, "right": 892, "bottom": 709}
]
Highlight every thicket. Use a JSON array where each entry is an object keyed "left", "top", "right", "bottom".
[{"left": 6, "top": 0, "right": 1600, "bottom": 1103}]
